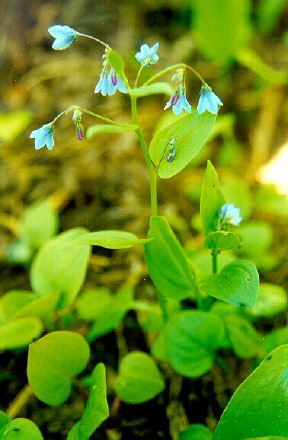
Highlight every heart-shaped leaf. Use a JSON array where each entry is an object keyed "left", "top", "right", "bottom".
[
  {"left": 200, "top": 161, "right": 225, "bottom": 236},
  {"left": 27, "top": 331, "right": 90, "bottom": 405},
  {"left": 164, "top": 311, "right": 224, "bottom": 377},
  {"left": 149, "top": 111, "right": 216, "bottom": 179},
  {"left": 30, "top": 228, "right": 90, "bottom": 309},
  {"left": 115, "top": 351, "right": 165, "bottom": 404},
  {"left": 201, "top": 260, "right": 259, "bottom": 308},
  {"left": 144, "top": 216, "right": 197, "bottom": 300},
  {"left": 67, "top": 363, "right": 109, "bottom": 440},
  {"left": 213, "top": 345, "right": 288, "bottom": 439}
]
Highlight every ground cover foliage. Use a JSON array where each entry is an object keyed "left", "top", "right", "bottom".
[{"left": 0, "top": 0, "right": 288, "bottom": 439}]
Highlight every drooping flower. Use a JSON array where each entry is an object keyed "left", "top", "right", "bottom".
[
  {"left": 30, "top": 123, "right": 54, "bottom": 150},
  {"left": 217, "top": 203, "right": 242, "bottom": 228},
  {"left": 164, "top": 69, "right": 191, "bottom": 116},
  {"left": 48, "top": 25, "right": 79, "bottom": 50},
  {"left": 197, "top": 84, "right": 223, "bottom": 115},
  {"left": 72, "top": 109, "right": 85, "bottom": 141},
  {"left": 95, "top": 51, "right": 127, "bottom": 96},
  {"left": 135, "top": 43, "right": 159, "bottom": 66}
]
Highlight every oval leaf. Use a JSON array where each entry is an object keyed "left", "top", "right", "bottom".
[
  {"left": 67, "top": 363, "right": 109, "bottom": 440},
  {"left": 224, "top": 315, "right": 263, "bottom": 358},
  {"left": 0, "top": 318, "right": 42, "bottom": 350},
  {"left": 30, "top": 228, "right": 90, "bottom": 309},
  {"left": 0, "top": 418, "right": 43, "bottom": 440},
  {"left": 115, "top": 351, "right": 165, "bottom": 404},
  {"left": 144, "top": 216, "right": 197, "bottom": 300},
  {"left": 27, "top": 331, "right": 90, "bottom": 406},
  {"left": 179, "top": 424, "right": 212, "bottom": 440},
  {"left": 128, "top": 82, "right": 174, "bottom": 97},
  {"left": 149, "top": 111, "right": 216, "bottom": 179},
  {"left": 164, "top": 311, "right": 224, "bottom": 377},
  {"left": 79, "top": 230, "right": 151, "bottom": 249},
  {"left": 86, "top": 124, "right": 136, "bottom": 141},
  {"left": 213, "top": 345, "right": 288, "bottom": 439},
  {"left": 201, "top": 260, "right": 259, "bottom": 308},
  {"left": 200, "top": 161, "right": 225, "bottom": 236}
]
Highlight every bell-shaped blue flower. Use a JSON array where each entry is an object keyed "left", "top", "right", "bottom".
[
  {"left": 164, "top": 88, "right": 191, "bottom": 115},
  {"left": 95, "top": 64, "right": 127, "bottom": 96},
  {"left": 218, "top": 203, "right": 242, "bottom": 227},
  {"left": 48, "top": 25, "right": 79, "bottom": 50},
  {"left": 30, "top": 123, "right": 54, "bottom": 150},
  {"left": 135, "top": 43, "right": 159, "bottom": 66},
  {"left": 197, "top": 85, "right": 223, "bottom": 115}
]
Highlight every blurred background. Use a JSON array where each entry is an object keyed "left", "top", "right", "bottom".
[{"left": 0, "top": 0, "right": 288, "bottom": 291}]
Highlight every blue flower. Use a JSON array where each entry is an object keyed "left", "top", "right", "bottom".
[
  {"left": 135, "top": 43, "right": 159, "bottom": 66},
  {"left": 95, "top": 63, "right": 127, "bottom": 96},
  {"left": 48, "top": 25, "right": 79, "bottom": 50},
  {"left": 218, "top": 203, "right": 242, "bottom": 227},
  {"left": 164, "top": 88, "right": 191, "bottom": 115},
  {"left": 197, "top": 85, "right": 223, "bottom": 115},
  {"left": 30, "top": 123, "right": 54, "bottom": 150}
]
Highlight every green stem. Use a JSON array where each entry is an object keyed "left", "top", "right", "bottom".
[
  {"left": 143, "top": 63, "right": 205, "bottom": 86},
  {"left": 134, "top": 64, "right": 146, "bottom": 88},
  {"left": 130, "top": 95, "right": 158, "bottom": 216},
  {"left": 80, "top": 107, "right": 136, "bottom": 128},
  {"left": 212, "top": 249, "right": 218, "bottom": 274},
  {"left": 77, "top": 33, "right": 109, "bottom": 49},
  {"left": 6, "top": 384, "right": 33, "bottom": 419}
]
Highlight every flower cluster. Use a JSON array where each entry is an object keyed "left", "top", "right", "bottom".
[
  {"left": 164, "top": 69, "right": 191, "bottom": 116},
  {"left": 95, "top": 50, "right": 127, "bottom": 96},
  {"left": 217, "top": 203, "right": 242, "bottom": 228}
]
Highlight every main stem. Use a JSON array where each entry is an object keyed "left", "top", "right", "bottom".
[{"left": 130, "top": 95, "right": 157, "bottom": 216}]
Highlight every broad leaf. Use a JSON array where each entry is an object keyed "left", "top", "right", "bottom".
[
  {"left": 128, "top": 82, "right": 173, "bottom": 97},
  {"left": 213, "top": 345, "right": 288, "bottom": 439},
  {"left": 67, "top": 363, "right": 109, "bottom": 440},
  {"left": 224, "top": 315, "right": 263, "bottom": 358},
  {"left": 201, "top": 260, "right": 259, "bottom": 308},
  {"left": 179, "top": 424, "right": 212, "bottom": 440},
  {"left": 149, "top": 111, "right": 216, "bottom": 179},
  {"left": 0, "top": 318, "right": 42, "bottom": 350},
  {"left": 248, "top": 283, "right": 287, "bottom": 318},
  {"left": 144, "top": 216, "right": 197, "bottom": 300},
  {"left": 79, "top": 230, "right": 151, "bottom": 249},
  {"left": 0, "top": 290, "right": 36, "bottom": 321},
  {"left": 27, "top": 331, "right": 90, "bottom": 405},
  {"left": 0, "top": 418, "right": 43, "bottom": 440},
  {"left": 264, "top": 328, "right": 288, "bottom": 355},
  {"left": 205, "top": 231, "right": 242, "bottom": 251},
  {"left": 30, "top": 228, "right": 90, "bottom": 309},
  {"left": 200, "top": 161, "right": 225, "bottom": 236},
  {"left": 21, "top": 199, "right": 58, "bottom": 249},
  {"left": 164, "top": 311, "right": 224, "bottom": 377},
  {"left": 115, "top": 351, "right": 165, "bottom": 404},
  {"left": 86, "top": 124, "right": 136, "bottom": 140}
]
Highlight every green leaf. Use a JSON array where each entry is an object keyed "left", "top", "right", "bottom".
[
  {"left": 30, "top": 228, "right": 90, "bottom": 309},
  {"left": 192, "top": 0, "right": 251, "bottom": 66},
  {"left": 0, "top": 111, "right": 33, "bottom": 143},
  {"left": 0, "top": 411, "right": 10, "bottom": 430},
  {"left": 221, "top": 175, "right": 253, "bottom": 219},
  {"left": 179, "top": 424, "right": 212, "bottom": 440},
  {"left": 205, "top": 231, "right": 242, "bottom": 251},
  {"left": 86, "top": 124, "right": 136, "bottom": 140},
  {"left": 87, "top": 286, "right": 133, "bottom": 341},
  {"left": 67, "top": 363, "right": 109, "bottom": 440},
  {"left": 79, "top": 230, "right": 151, "bottom": 249},
  {"left": 201, "top": 260, "right": 259, "bottom": 308},
  {"left": 264, "top": 328, "right": 288, "bottom": 355},
  {"left": 21, "top": 199, "right": 58, "bottom": 249},
  {"left": 256, "top": 0, "right": 287, "bottom": 34},
  {"left": 149, "top": 111, "right": 216, "bottom": 179},
  {"left": 213, "top": 345, "right": 288, "bottom": 439},
  {"left": 248, "top": 283, "right": 287, "bottom": 318},
  {"left": 200, "top": 161, "right": 225, "bottom": 236},
  {"left": 128, "top": 82, "right": 174, "bottom": 97},
  {"left": 0, "top": 418, "right": 43, "bottom": 440},
  {"left": 164, "top": 311, "right": 224, "bottom": 377},
  {"left": 224, "top": 315, "right": 263, "bottom": 358},
  {"left": 76, "top": 288, "right": 111, "bottom": 321},
  {"left": 0, "top": 318, "right": 42, "bottom": 350},
  {"left": 239, "top": 221, "right": 273, "bottom": 256},
  {"left": 115, "top": 351, "right": 165, "bottom": 404},
  {"left": 106, "top": 49, "right": 126, "bottom": 82},
  {"left": 14, "top": 291, "right": 60, "bottom": 321},
  {"left": 144, "top": 216, "right": 197, "bottom": 300},
  {"left": 0, "top": 291, "right": 36, "bottom": 321},
  {"left": 27, "top": 331, "right": 90, "bottom": 406}
]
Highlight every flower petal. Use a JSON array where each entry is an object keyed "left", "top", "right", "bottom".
[
  {"left": 52, "top": 36, "right": 75, "bottom": 50},
  {"left": 48, "top": 25, "right": 76, "bottom": 38}
]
